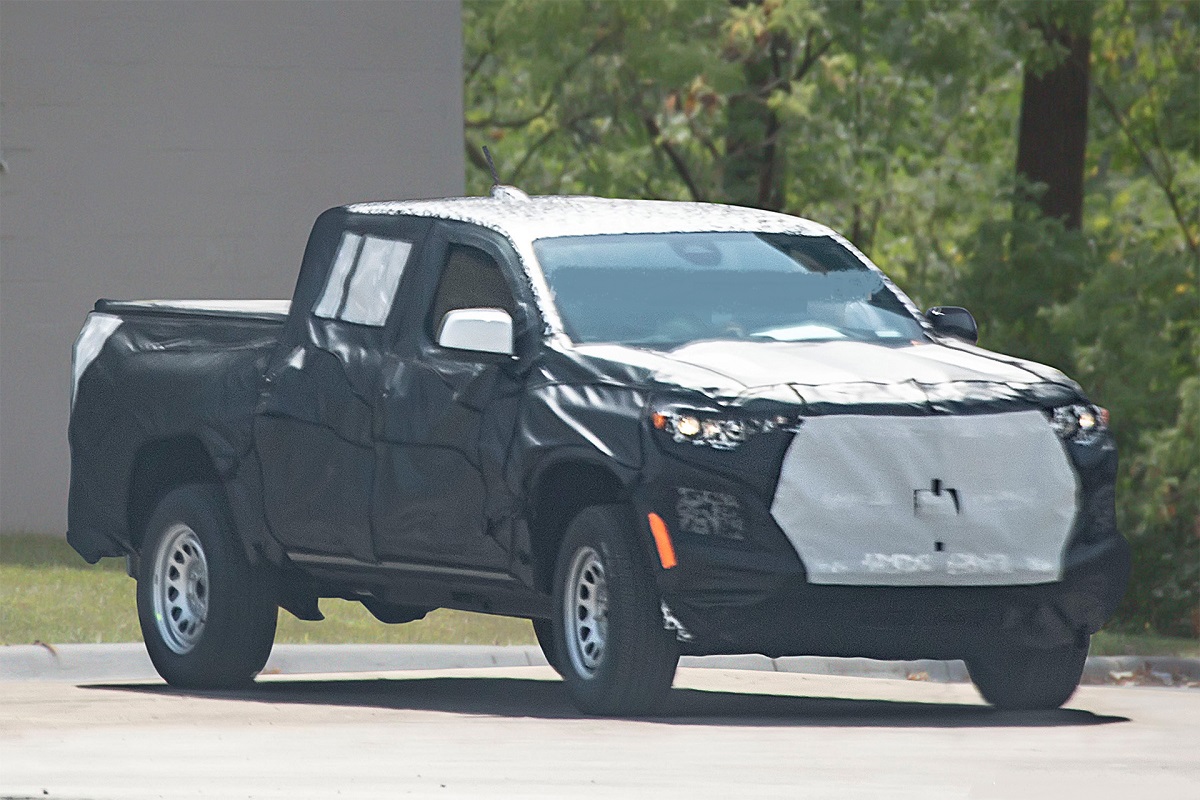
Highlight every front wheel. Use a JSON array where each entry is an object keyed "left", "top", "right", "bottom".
[
  {"left": 532, "top": 617, "right": 564, "bottom": 676},
  {"left": 966, "top": 638, "right": 1089, "bottom": 711},
  {"left": 136, "top": 484, "right": 277, "bottom": 689},
  {"left": 551, "top": 505, "right": 679, "bottom": 716}
]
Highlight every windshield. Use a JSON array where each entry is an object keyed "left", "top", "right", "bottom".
[{"left": 534, "top": 232, "right": 926, "bottom": 348}]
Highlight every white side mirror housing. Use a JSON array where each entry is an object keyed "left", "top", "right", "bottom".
[{"left": 437, "top": 308, "right": 513, "bottom": 355}]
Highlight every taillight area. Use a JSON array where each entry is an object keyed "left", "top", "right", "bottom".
[{"left": 71, "top": 313, "right": 122, "bottom": 409}]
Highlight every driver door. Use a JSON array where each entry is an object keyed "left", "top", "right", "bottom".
[{"left": 371, "top": 224, "right": 529, "bottom": 572}]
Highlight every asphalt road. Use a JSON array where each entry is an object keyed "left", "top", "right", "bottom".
[{"left": 2, "top": 666, "right": 1197, "bottom": 799}]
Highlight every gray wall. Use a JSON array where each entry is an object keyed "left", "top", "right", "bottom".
[{"left": 0, "top": 1, "right": 465, "bottom": 533}]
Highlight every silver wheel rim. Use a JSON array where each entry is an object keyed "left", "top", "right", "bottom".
[
  {"left": 564, "top": 546, "right": 608, "bottom": 676},
  {"left": 151, "top": 523, "right": 209, "bottom": 654}
]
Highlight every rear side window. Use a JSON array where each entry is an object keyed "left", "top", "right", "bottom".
[{"left": 314, "top": 232, "right": 413, "bottom": 326}]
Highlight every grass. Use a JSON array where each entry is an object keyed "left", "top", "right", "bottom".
[
  {"left": 0, "top": 534, "right": 535, "bottom": 647},
  {"left": 2, "top": 534, "right": 1196, "bottom": 657},
  {"left": 1087, "top": 630, "right": 1200, "bottom": 658}
]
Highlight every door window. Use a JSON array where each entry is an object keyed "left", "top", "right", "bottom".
[{"left": 427, "top": 244, "right": 517, "bottom": 338}]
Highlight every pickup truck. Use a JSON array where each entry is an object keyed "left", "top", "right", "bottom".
[{"left": 69, "top": 188, "right": 1129, "bottom": 714}]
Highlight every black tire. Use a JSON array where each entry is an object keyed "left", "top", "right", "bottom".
[
  {"left": 532, "top": 617, "right": 565, "bottom": 676},
  {"left": 966, "top": 638, "right": 1089, "bottom": 711},
  {"left": 136, "top": 484, "right": 277, "bottom": 689},
  {"left": 551, "top": 505, "right": 679, "bottom": 716}
]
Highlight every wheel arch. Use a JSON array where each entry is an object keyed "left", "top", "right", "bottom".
[
  {"left": 127, "top": 435, "right": 221, "bottom": 550},
  {"left": 526, "top": 456, "right": 630, "bottom": 595}
]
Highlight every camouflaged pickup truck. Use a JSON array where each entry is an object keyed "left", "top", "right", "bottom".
[{"left": 69, "top": 188, "right": 1129, "bottom": 714}]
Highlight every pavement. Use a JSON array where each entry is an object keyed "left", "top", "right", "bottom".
[
  {"left": 2, "top": 642, "right": 1198, "bottom": 686},
  {"left": 3, "top": 664, "right": 1199, "bottom": 799},
  {"left": 3, "top": 644, "right": 1199, "bottom": 798}
]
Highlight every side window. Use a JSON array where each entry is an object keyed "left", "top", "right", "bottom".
[
  {"left": 313, "top": 232, "right": 361, "bottom": 319},
  {"left": 313, "top": 231, "right": 413, "bottom": 326},
  {"left": 428, "top": 244, "right": 517, "bottom": 338}
]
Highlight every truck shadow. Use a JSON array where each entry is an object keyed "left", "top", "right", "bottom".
[{"left": 86, "top": 676, "right": 1129, "bottom": 728}]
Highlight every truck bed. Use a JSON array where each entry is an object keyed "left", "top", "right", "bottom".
[
  {"left": 69, "top": 299, "right": 289, "bottom": 562},
  {"left": 95, "top": 298, "right": 291, "bottom": 323}
]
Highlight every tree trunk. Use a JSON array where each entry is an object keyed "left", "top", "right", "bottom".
[
  {"left": 1014, "top": 9, "right": 1093, "bottom": 230},
  {"left": 723, "top": 60, "right": 785, "bottom": 209},
  {"left": 723, "top": 1, "right": 788, "bottom": 211}
]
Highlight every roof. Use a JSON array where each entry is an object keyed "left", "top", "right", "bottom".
[
  {"left": 344, "top": 192, "right": 835, "bottom": 243},
  {"left": 342, "top": 191, "right": 902, "bottom": 346}
]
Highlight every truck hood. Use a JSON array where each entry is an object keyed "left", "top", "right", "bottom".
[{"left": 570, "top": 339, "right": 1082, "bottom": 410}]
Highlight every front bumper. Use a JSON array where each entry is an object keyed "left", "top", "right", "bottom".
[
  {"left": 659, "top": 533, "right": 1129, "bottom": 659},
  {"left": 635, "top": 422, "right": 1130, "bottom": 660}
]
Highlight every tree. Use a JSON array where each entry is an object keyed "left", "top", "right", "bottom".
[
  {"left": 463, "top": 0, "right": 731, "bottom": 201},
  {"left": 1054, "top": 0, "right": 1199, "bottom": 636},
  {"left": 1014, "top": 1, "right": 1095, "bottom": 231}
]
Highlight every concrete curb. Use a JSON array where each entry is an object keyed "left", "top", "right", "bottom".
[
  {"left": 1079, "top": 655, "right": 1200, "bottom": 685},
  {"left": 0, "top": 643, "right": 547, "bottom": 683},
  {"left": 2, "top": 643, "right": 1197, "bottom": 685}
]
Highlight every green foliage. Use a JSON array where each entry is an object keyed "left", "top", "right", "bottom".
[
  {"left": 1045, "top": 234, "right": 1197, "bottom": 637},
  {"left": 464, "top": 0, "right": 732, "bottom": 199},
  {"left": 1063, "top": 0, "right": 1197, "bottom": 635},
  {"left": 1089, "top": 628, "right": 1199, "bottom": 658},
  {"left": 1114, "top": 376, "right": 1199, "bottom": 637},
  {"left": 463, "top": 0, "right": 1198, "bottom": 636},
  {"left": 1090, "top": 0, "right": 1199, "bottom": 255},
  {"left": 1048, "top": 245, "right": 1197, "bottom": 455},
  {"left": 955, "top": 199, "right": 1094, "bottom": 370}
]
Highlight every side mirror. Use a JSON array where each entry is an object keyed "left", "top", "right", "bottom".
[
  {"left": 925, "top": 306, "right": 978, "bottom": 344},
  {"left": 437, "top": 307, "right": 513, "bottom": 355}
]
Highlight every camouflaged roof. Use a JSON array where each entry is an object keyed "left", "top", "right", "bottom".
[{"left": 345, "top": 191, "right": 834, "bottom": 243}]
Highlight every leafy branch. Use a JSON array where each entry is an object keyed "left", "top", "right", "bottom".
[{"left": 1094, "top": 82, "right": 1199, "bottom": 257}]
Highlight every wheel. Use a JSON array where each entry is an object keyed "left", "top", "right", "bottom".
[
  {"left": 136, "top": 484, "right": 277, "bottom": 689},
  {"left": 532, "top": 617, "right": 564, "bottom": 676},
  {"left": 551, "top": 505, "right": 679, "bottom": 716},
  {"left": 966, "top": 638, "right": 1089, "bottom": 711}
]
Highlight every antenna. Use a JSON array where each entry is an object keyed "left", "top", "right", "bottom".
[
  {"left": 481, "top": 145, "right": 528, "bottom": 201},
  {"left": 482, "top": 145, "right": 501, "bottom": 187}
]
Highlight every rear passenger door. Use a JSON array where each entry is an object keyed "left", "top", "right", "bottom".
[
  {"left": 255, "top": 216, "right": 429, "bottom": 563},
  {"left": 371, "top": 222, "right": 531, "bottom": 572}
]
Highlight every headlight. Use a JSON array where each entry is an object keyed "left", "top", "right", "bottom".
[
  {"left": 1048, "top": 403, "right": 1110, "bottom": 443},
  {"left": 651, "top": 405, "right": 802, "bottom": 450}
]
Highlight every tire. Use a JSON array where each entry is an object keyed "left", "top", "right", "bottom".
[
  {"left": 532, "top": 617, "right": 565, "bottom": 676},
  {"left": 136, "top": 484, "right": 277, "bottom": 689},
  {"left": 966, "top": 638, "right": 1089, "bottom": 711},
  {"left": 551, "top": 505, "right": 679, "bottom": 716}
]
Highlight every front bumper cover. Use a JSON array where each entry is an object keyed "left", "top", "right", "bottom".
[
  {"left": 636, "top": 424, "right": 1130, "bottom": 660},
  {"left": 659, "top": 533, "right": 1129, "bottom": 659}
]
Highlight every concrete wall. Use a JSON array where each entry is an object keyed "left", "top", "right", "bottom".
[{"left": 0, "top": 1, "right": 465, "bottom": 533}]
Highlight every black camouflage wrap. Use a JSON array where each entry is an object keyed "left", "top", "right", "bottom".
[{"left": 68, "top": 195, "right": 1129, "bottom": 655}]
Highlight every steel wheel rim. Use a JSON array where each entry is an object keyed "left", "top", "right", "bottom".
[
  {"left": 564, "top": 545, "right": 608, "bottom": 676},
  {"left": 151, "top": 523, "right": 209, "bottom": 654}
]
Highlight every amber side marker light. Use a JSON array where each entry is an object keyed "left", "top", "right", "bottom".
[{"left": 647, "top": 512, "right": 677, "bottom": 569}]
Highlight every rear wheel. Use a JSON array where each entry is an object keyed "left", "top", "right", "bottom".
[
  {"left": 551, "top": 505, "right": 679, "bottom": 715},
  {"left": 966, "top": 638, "right": 1089, "bottom": 711},
  {"left": 136, "top": 484, "right": 277, "bottom": 689}
]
